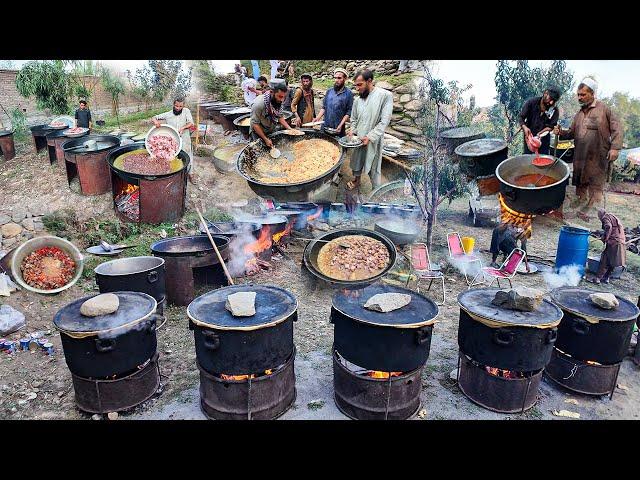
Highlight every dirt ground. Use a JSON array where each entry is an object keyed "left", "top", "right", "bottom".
[{"left": 1, "top": 120, "right": 639, "bottom": 420}]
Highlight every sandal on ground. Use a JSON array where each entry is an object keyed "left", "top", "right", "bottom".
[{"left": 346, "top": 180, "right": 358, "bottom": 191}]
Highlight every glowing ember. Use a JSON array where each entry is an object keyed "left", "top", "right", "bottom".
[
  {"left": 115, "top": 184, "right": 140, "bottom": 221},
  {"left": 485, "top": 366, "right": 525, "bottom": 379},
  {"left": 498, "top": 193, "right": 533, "bottom": 238},
  {"left": 365, "top": 371, "right": 402, "bottom": 379},
  {"left": 122, "top": 184, "right": 138, "bottom": 195},
  {"left": 220, "top": 369, "right": 273, "bottom": 381}
]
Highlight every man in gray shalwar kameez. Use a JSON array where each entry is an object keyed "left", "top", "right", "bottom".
[{"left": 347, "top": 69, "right": 393, "bottom": 191}]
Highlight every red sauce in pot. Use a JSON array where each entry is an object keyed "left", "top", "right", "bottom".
[{"left": 513, "top": 174, "right": 558, "bottom": 187}]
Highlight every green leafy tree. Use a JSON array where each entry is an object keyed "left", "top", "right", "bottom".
[
  {"left": 412, "top": 61, "right": 471, "bottom": 249},
  {"left": 100, "top": 67, "right": 125, "bottom": 120},
  {"left": 15, "top": 60, "right": 73, "bottom": 114},
  {"left": 494, "top": 60, "right": 574, "bottom": 143},
  {"left": 600, "top": 91, "right": 640, "bottom": 148},
  {"left": 193, "top": 60, "right": 239, "bottom": 102}
]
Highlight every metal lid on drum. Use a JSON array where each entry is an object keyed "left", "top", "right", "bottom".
[
  {"left": 332, "top": 283, "right": 438, "bottom": 328},
  {"left": 63, "top": 135, "right": 120, "bottom": 154},
  {"left": 458, "top": 288, "right": 563, "bottom": 329},
  {"left": 150, "top": 235, "right": 229, "bottom": 258},
  {"left": 187, "top": 284, "right": 298, "bottom": 331},
  {"left": 440, "top": 126, "right": 485, "bottom": 139},
  {"left": 551, "top": 287, "right": 640, "bottom": 324},
  {"left": 53, "top": 291, "right": 156, "bottom": 336},
  {"left": 454, "top": 138, "right": 507, "bottom": 157}
]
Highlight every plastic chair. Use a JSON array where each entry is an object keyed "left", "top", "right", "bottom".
[
  {"left": 406, "top": 243, "right": 445, "bottom": 305},
  {"left": 446, "top": 232, "right": 484, "bottom": 288},
  {"left": 481, "top": 247, "right": 526, "bottom": 288}
]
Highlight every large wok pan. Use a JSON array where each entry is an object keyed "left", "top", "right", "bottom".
[
  {"left": 303, "top": 228, "right": 397, "bottom": 288},
  {"left": 237, "top": 129, "right": 345, "bottom": 201},
  {"left": 374, "top": 218, "right": 422, "bottom": 245}
]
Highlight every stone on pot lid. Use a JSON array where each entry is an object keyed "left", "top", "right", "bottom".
[
  {"left": 589, "top": 292, "right": 619, "bottom": 310},
  {"left": 333, "top": 283, "right": 438, "bottom": 328},
  {"left": 188, "top": 285, "right": 297, "bottom": 331},
  {"left": 80, "top": 293, "right": 120, "bottom": 317},
  {"left": 225, "top": 291, "right": 257, "bottom": 317},
  {"left": 364, "top": 293, "right": 412, "bottom": 313},
  {"left": 458, "top": 288, "right": 562, "bottom": 328},
  {"left": 552, "top": 287, "right": 639, "bottom": 323},
  {"left": 54, "top": 292, "right": 156, "bottom": 334}
]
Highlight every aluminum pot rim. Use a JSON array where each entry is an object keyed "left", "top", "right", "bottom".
[
  {"left": 496, "top": 155, "right": 570, "bottom": 190},
  {"left": 94, "top": 255, "right": 165, "bottom": 276},
  {"left": 10, "top": 236, "right": 84, "bottom": 294}
]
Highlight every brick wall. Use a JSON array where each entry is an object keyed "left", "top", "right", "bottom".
[{"left": 0, "top": 69, "right": 158, "bottom": 126}]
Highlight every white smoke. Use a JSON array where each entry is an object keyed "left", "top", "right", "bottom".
[
  {"left": 543, "top": 264, "right": 583, "bottom": 289},
  {"left": 448, "top": 255, "right": 483, "bottom": 280},
  {"left": 226, "top": 223, "right": 260, "bottom": 277}
]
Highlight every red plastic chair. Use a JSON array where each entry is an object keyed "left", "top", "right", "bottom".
[
  {"left": 406, "top": 243, "right": 445, "bottom": 305},
  {"left": 481, "top": 248, "right": 526, "bottom": 288},
  {"left": 446, "top": 232, "right": 483, "bottom": 288}
]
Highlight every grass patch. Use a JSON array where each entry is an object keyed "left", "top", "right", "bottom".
[
  {"left": 376, "top": 73, "right": 414, "bottom": 87},
  {"left": 94, "top": 106, "right": 168, "bottom": 130}
]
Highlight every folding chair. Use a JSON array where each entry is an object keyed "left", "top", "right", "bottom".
[
  {"left": 481, "top": 247, "right": 526, "bottom": 288},
  {"left": 446, "top": 232, "right": 484, "bottom": 288},
  {"left": 406, "top": 243, "right": 445, "bottom": 305}
]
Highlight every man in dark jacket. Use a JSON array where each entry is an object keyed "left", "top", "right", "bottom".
[
  {"left": 74, "top": 100, "right": 92, "bottom": 129},
  {"left": 489, "top": 222, "right": 530, "bottom": 272},
  {"left": 291, "top": 73, "right": 316, "bottom": 128},
  {"left": 519, "top": 88, "right": 561, "bottom": 155}
]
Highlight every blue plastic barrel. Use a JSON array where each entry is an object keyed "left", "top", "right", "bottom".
[{"left": 555, "top": 226, "right": 591, "bottom": 275}]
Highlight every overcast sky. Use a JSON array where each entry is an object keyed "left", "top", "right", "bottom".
[{"left": 7, "top": 60, "right": 640, "bottom": 107}]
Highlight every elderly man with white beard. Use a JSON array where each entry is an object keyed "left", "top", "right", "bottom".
[{"left": 554, "top": 77, "right": 622, "bottom": 219}]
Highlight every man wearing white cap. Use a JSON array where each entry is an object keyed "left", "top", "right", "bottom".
[{"left": 554, "top": 77, "right": 622, "bottom": 218}]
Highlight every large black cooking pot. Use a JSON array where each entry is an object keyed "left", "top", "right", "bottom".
[
  {"left": 237, "top": 129, "right": 345, "bottom": 201},
  {"left": 201, "top": 221, "right": 262, "bottom": 241},
  {"left": 331, "top": 283, "right": 438, "bottom": 372},
  {"left": 94, "top": 256, "right": 166, "bottom": 306},
  {"left": 62, "top": 135, "right": 120, "bottom": 157},
  {"left": 150, "top": 234, "right": 230, "bottom": 264},
  {"left": 106, "top": 142, "right": 191, "bottom": 183},
  {"left": 53, "top": 292, "right": 160, "bottom": 378},
  {"left": 188, "top": 284, "right": 297, "bottom": 374},
  {"left": 496, "top": 154, "right": 570, "bottom": 215},
  {"left": 440, "top": 126, "right": 486, "bottom": 157},
  {"left": 303, "top": 228, "right": 397, "bottom": 288},
  {"left": 455, "top": 138, "right": 508, "bottom": 178},
  {"left": 221, "top": 107, "right": 252, "bottom": 130},
  {"left": 551, "top": 287, "right": 640, "bottom": 364},
  {"left": 233, "top": 113, "right": 252, "bottom": 139},
  {"left": 457, "top": 288, "right": 563, "bottom": 372}
]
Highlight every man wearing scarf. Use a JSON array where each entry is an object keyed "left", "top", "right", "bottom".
[
  {"left": 313, "top": 68, "right": 354, "bottom": 136},
  {"left": 249, "top": 81, "right": 294, "bottom": 148},
  {"left": 291, "top": 73, "right": 316, "bottom": 128},
  {"left": 554, "top": 77, "right": 622, "bottom": 218},
  {"left": 152, "top": 96, "right": 195, "bottom": 182},
  {"left": 347, "top": 69, "right": 393, "bottom": 191}
]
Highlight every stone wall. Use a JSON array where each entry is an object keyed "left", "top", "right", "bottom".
[
  {"left": 307, "top": 60, "right": 426, "bottom": 148},
  {"left": 0, "top": 69, "right": 154, "bottom": 127}
]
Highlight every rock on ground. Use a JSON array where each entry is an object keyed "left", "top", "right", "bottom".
[
  {"left": 589, "top": 292, "right": 619, "bottom": 310},
  {"left": 491, "top": 287, "right": 544, "bottom": 312},
  {"left": 80, "top": 293, "right": 120, "bottom": 317},
  {"left": 225, "top": 291, "right": 256, "bottom": 317},
  {"left": 364, "top": 293, "right": 412, "bottom": 313},
  {"left": 1, "top": 223, "right": 23, "bottom": 238}
]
